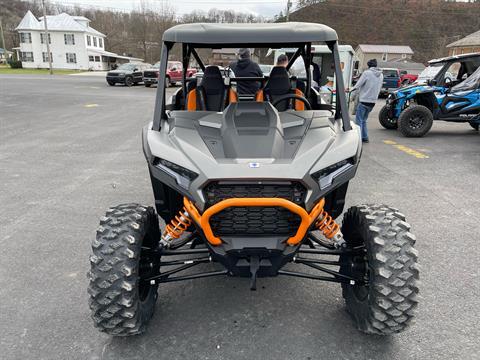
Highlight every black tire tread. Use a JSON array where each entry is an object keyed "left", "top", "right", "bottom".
[
  {"left": 379, "top": 105, "right": 398, "bottom": 130},
  {"left": 397, "top": 104, "right": 433, "bottom": 137},
  {"left": 340, "top": 204, "right": 419, "bottom": 335},
  {"left": 88, "top": 204, "right": 160, "bottom": 336}
]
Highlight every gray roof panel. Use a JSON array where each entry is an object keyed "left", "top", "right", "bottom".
[{"left": 162, "top": 22, "right": 338, "bottom": 45}]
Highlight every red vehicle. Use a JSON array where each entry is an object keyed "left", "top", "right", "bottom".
[
  {"left": 400, "top": 71, "right": 418, "bottom": 86},
  {"left": 143, "top": 61, "right": 197, "bottom": 87}
]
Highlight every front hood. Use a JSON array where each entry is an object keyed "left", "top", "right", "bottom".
[
  {"left": 394, "top": 84, "right": 436, "bottom": 96},
  {"left": 145, "top": 103, "right": 361, "bottom": 210},
  {"left": 108, "top": 69, "right": 132, "bottom": 75}
]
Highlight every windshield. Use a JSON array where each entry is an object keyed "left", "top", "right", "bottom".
[
  {"left": 259, "top": 64, "right": 272, "bottom": 74},
  {"left": 153, "top": 62, "right": 160, "bottom": 68},
  {"left": 117, "top": 63, "right": 137, "bottom": 71},
  {"left": 382, "top": 69, "right": 398, "bottom": 78},
  {"left": 417, "top": 64, "right": 443, "bottom": 82}
]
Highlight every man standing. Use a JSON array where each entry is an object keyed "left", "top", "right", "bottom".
[
  {"left": 229, "top": 48, "right": 263, "bottom": 96},
  {"left": 351, "top": 59, "right": 383, "bottom": 143}
]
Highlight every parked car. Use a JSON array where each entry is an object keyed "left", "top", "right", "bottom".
[
  {"left": 106, "top": 62, "right": 151, "bottom": 87},
  {"left": 380, "top": 68, "right": 401, "bottom": 96},
  {"left": 143, "top": 62, "right": 161, "bottom": 87},
  {"left": 400, "top": 71, "right": 418, "bottom": 86},
  {"left": 150, "top": 61, "right": 197, "bottom": 87},
  {"left": 379, "top": 52, "right": 480, "bottom": 136}
]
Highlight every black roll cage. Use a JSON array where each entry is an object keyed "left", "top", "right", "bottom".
[{"left": 152, "top": 41, "right": 351, "bottom": 132}]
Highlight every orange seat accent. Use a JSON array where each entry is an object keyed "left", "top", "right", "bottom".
[
  {"left": 183, "top": 197, "right": 325, "bottom": 246},
  {"left": 229, "top": 88, "right": 238, "bottom": 103},
  {"left": 186, "top": 88, "right": 197, "bottom": 111},
  {"left": 294, "top": 88, "right": 305, "bottom": 111},
  {"left": 255, "top": 90, "right": 264, "bottom": 102}
]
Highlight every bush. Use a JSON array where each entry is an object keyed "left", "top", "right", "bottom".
[{"left": 8, "top": 60, "right": 22, "bottom": 69}]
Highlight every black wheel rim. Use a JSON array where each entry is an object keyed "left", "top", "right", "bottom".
[
  {"left": 342, "top": 228, "right": 370, "bottom": 302},
  {"left": 138, "top": 225, "right": 159, "bottom": 302},
  {"left": 408, "top": 113, "right": 425, "bottom": 129}
]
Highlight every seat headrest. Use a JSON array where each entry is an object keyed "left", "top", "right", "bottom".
[
  {"left": 265, "top": 66, "right": 291, "bottom": 95},
  {"left": 201, "top": 66, "right": 224, "bottom": 88}
]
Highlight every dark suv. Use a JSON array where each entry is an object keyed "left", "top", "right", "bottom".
[{"left": 106, "top": 63, "right": 151, "bottom": 87}]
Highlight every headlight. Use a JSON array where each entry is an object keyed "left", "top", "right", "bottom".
[
  {"left": 153, "top": 158, "right": 198, "bottom": 189},
  {"left": 312, "top": 159, "right": 354, "bottom": 190}
]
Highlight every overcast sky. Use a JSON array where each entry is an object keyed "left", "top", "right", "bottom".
[{"left": 58, "top": 0, "right": 292, "bottom": 17}]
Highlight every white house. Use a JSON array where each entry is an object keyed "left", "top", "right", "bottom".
[{"left": 15, "top": 11, "right": 141, "bottom": 70}]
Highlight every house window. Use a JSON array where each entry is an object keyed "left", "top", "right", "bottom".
[
  {"left": 89, "top": 55, "right": 94, "bottom": 61},
  {"left": 87, "top": 35, "right": 91, "bottom": 46},
  {"left": 64, "top": 34, "right": 75, "bottom": 45},
  {"left": 20, "top": 32, "right": 32, "bottom": 43},
  {"left": 40, "top": 33, "right": 51, "bottom": 44},
  {"left": 98, "top": 38, "right": 103, "bottom": 48},
  {"left": 93, "top": 37, "right": 97, "bottom": 47},
  {"left": 20, "top": 51, "right": 34, "bottom": 62},
  {"left": 94, "top": 56, "right": 100, "bottom": 62},
  {"left": 66, "top": 53, "right": 77, "bottom": 63},
  {"left": 42, "top": 52, "right": 52, "bottom": 62}
]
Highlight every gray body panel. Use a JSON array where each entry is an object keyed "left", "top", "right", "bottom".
[{"left": 144, "top": 102, "right": 361, "bottom": 211}]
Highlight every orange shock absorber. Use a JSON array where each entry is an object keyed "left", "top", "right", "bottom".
[
  {"left": 161, "top": 207, "right": 192, "bottom": 246},
  {"left": 315, "top": 209, "right": 345, "bottom": 247}
]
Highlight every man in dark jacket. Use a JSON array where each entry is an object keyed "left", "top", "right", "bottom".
[{"left": 229, "top": 48, "right": 263, "bottom": 95}]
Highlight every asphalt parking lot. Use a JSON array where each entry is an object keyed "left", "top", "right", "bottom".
[{"left": 1, "top": 74, "right": 479, "bottom": 360}]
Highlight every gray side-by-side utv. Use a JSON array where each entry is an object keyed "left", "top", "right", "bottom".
[{"left": 88, "top": 22, "right": 419, "bottom": 336}]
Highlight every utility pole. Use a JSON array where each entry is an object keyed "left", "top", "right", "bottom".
[
  {"left": 42, "top": 0, "right": 53, "bottom": 75},
  {"left": 0, "top": 19, "right": 6, "bottom": 55},
  {"left": 286, "top": 0, "right": 292, "bottom": 21}
]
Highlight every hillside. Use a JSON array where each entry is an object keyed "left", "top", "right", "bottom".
[{"left": 290, "top": 0, "right": 480, "bottom": 62}]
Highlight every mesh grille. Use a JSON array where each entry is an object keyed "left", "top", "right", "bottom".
[{"left": 204, "top": 182, "right": 306, "bottom": 236}]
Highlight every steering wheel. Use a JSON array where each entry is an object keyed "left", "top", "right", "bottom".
[{"left": 271, "top": 94, "right": 312, "bottom": 110}]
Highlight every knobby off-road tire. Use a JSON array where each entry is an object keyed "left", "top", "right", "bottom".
[
  {"left": 379, "top": 105, "right": 398, "bottom": 130},
  {"left": 469, "top": 122, "right": 479, "bottom": 131},
  {"left": 397, "top": 105, "right": 433, "bottom": 137},
  {"left": 339, "top": 205, "right": 419, "bottom": 335},
  {"left": 88, "top": 204, "right": 160, "bottom": 336}
]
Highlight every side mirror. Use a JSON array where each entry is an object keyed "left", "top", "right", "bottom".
[
  {"left": 427, "top": 79, "right": 437, "bottom": 86},
  {"left": 134, "top": 68, "right": 138, "bottom": 72}
]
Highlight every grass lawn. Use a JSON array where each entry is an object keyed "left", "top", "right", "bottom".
[{"left": 0, "top": 65, "right": 81, "bottom": 75}]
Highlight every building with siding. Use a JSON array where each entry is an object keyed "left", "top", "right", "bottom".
[
  {"left": 354, "top": 44, "right": 414, "bottom": 72},
  {"left": 447, "top": 30, "right": 480, "bottom": 56},
  {"left": 15, "top": 11, "right": 140, "bottom": 70}
]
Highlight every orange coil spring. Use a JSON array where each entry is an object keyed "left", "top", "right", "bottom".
[
  {"left": 315, "top": 210, "right": 340, "bottom": 239},
  {"left": 163, "top": 207, "right": 192, "bottom": 240}
]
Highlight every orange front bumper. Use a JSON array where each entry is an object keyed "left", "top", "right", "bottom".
[{"left": 183, "top": 196, "right": 325, "bottom": 246}]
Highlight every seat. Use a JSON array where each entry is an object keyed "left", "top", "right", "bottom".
[
  {"left": 186, "top": 66, "right": 237, "bottom": 111},
  {"left": 256, "top": 66, "right": 305, "bottom": 111}
]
